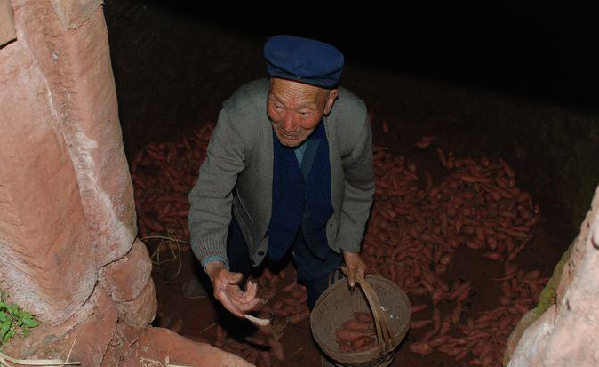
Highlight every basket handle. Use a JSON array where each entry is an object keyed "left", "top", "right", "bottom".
[{"left": 354, "top": 274, "right": 395, "bottom": 355}]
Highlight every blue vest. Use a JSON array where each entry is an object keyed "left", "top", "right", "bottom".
[{"left": 267, "top": 122, "right": 333, "bottom": 261}]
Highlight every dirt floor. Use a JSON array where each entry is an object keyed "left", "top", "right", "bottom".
[
  {"left": 145, "top": 232, "right": 560, "bottom": 367},
  {"left": 102, "top": 2, "right": 593, "bottom": 366}
]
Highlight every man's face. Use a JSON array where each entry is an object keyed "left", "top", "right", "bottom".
[{"left": 267, "top": 78, "right": 338, "bottom": 148}]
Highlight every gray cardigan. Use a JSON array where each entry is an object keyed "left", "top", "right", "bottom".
[{"left": 188, "top": 78, "right": 374, "bottom": 267}]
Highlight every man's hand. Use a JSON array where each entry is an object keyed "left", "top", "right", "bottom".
[
  {"left": 342, "top": 250, "right": 367, "bottom": 287},
  {"left": 205, "top": 261, "right": 260, "bottom": 317}
]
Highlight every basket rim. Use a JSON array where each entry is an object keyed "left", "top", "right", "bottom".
[{"left": 310, "top": 274, "right": 411, "bottom": 364}]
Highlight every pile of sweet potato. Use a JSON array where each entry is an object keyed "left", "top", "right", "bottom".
[
  {"left": 363, "top": 146, "right": 545, "bottom": 367},
  {"left": 131, "top": 126, "right": 546, "bottom": 367},
  {"left": 131, "top": 124, "right": 214, "bottom": 239}
]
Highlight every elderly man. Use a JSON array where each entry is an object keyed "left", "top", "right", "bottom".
[{"left": 187, "top": 35, "right": 374, "bottom": 322}]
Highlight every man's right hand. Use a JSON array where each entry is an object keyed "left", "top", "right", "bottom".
[{"left": 205, "top": 261, "right": 261, "bottom": 317}]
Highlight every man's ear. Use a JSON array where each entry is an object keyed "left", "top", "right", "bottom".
[{"left": 323, "top": 89, "right": 339, "bottom": 116}]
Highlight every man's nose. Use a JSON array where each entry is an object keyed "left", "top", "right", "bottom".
[{"left": 282, "top": 113, "right": 297, "bottom": 132}]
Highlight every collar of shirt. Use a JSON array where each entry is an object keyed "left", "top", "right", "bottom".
[{"left": 294, "top": 141, "right": 309, "bottom": 166}]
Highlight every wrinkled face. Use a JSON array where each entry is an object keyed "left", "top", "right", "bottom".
[{"left": 267, "top": 78, "right": 338, "bottom": 148}]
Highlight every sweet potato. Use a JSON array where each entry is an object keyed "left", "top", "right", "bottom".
[
  {"left": 338, "top": 341, "right": 353, "bottom": 353},
  {"left": 336, "top": 329, "right": 375, "bottom": 341},
  {"left": 350, "top": 335, "right": 376, "bottom": 350},
  {"left": 291, "top": 289, "right": 305, "bottom": 300},
  {"left": 259, "top": 350, "right": 272, "bottom": 367},
  {"left": 524, "top": 270, "right": 540, "bottom": 280},
  {"left": 498, "top": 315, "right": 519, "bottom": 331},
  {"left": 442, "top": 346, "right": 462, "bottom": 356},
  {"left": 478, "top": 341, "right": 494, "bottom": 357},
  {"left": 432, "top": 308, "right": 442, "bottom": 332},
  {"left": 288, "top": 309, "right": 310, "bottom": 324},
  {"left": 440, "top": 314, "right": 451, "bottom": 335},
  {"left": 439, "top": 252, "right": 453, "bottom": 265},
  {"left": 499, "top": 295, "right": 512, "bottom": 306},
  {"left": 409, "top": 341, "right": 433, "bottom": 355},
  {"left": 268, "top": 338, "right": 285, "bottom": 362},
  {"left": 482, "top": 251, "right": 502, "bottom": 260},
  {"left": 354, "top": 312, "right": 373, "bottom": 323},
  {"left": 429, "top": 335, "right": 450, "bottom": 348},
  {"left": 411, "top": 304, "right": 428, "bottom": 314},
  {"left": 451, "top": 304, "right": 462, "bottom": 324},
  {"left": 281, "top": 297, "right": 298, "bottom": 306},
  {"left": 342, "top": 320, "right": 374, "bottom": 332},
  {"left": 272, "top": 300, "right": 284, "bottom": 310},
  {"left": 450, "top": 282, "right": 471, "bottom": 300},
  {"left": 282, "top": 282, "right": 296, "bottom": 292},
  {"left": 411, "top": 319, "right": 432, "bottom": 329},
  {"left": 459, "top": 175, "right": 493, "bottom": 184}
]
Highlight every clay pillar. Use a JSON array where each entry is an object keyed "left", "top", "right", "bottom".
[
  {"left": 0, "top": 0, "right": 137, "bottom": 326},
  {"left": 0, "top": 2, "right": 254, "bottom": 365},
  {"left": 0, "top": 1, "right": 159, "bottom": 364},
  {"left": 508, "top": 185, "right": 599, "bottom": 367}
]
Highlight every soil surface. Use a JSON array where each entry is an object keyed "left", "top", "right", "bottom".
[
  {"left": 103, "top": 2, "right": 592, "bottom": 366},
  {"left": 146, "top": 232, "right": 559, "bottom": 367}
]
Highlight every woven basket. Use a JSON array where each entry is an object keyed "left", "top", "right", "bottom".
[{"left": 311, "top": 274, "right": 411, "bottom": 367}]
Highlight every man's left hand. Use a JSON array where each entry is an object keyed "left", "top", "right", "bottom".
[{"left": 342, "top": 250, "right": 367, "bottom": 287}]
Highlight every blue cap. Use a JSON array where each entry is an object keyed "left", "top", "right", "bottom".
[{"left": 264, "top": 35, "right": 344, "bottom": 88}]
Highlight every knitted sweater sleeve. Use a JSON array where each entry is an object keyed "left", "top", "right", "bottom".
[
  {"left": 337, "top": 113, "right": 375, "bottom": 252},
  {"left": 188, "top": 108, "right": 246, "bottom": 266}
]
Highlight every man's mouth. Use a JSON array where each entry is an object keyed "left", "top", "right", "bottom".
[{"left": 280, "top": 130, "right": 299, "bottom": 140}]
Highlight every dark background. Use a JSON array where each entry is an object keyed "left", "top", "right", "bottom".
[{"left": 107, "top": 3, "right": 598, "bottom": 106}]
